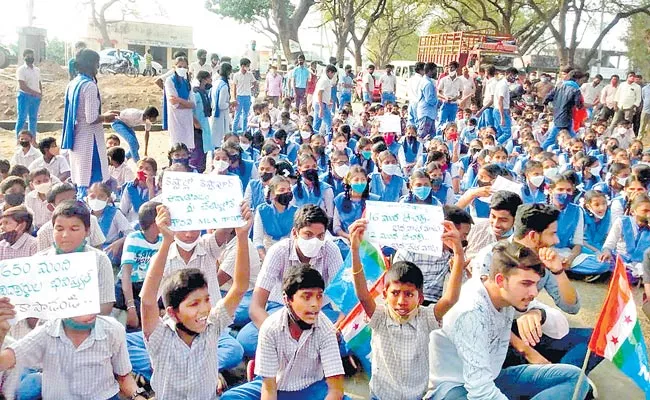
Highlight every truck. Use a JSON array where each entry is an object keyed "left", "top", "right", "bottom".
[
  {"left": 417, "top": 29, "right": 519, "bottom": 72},
  {"left": 0, "top": 45, "right": 17, "bottom": 69}
]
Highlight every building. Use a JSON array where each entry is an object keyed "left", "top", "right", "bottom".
[{"left": 83, "top": 21, "right": 194, "bottom": 69}]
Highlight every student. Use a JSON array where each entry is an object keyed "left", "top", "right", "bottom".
[
  {"left": 577, "top": 155, "right": 602, "bottom": 191},
  {"left": 569, "top": 190, "right": 612, "bottom": 280},
  {"left": 397, "top": 124, "right": 423, "bottom": 175},
  {"left": 610, "top": 174, "right": 647, "bottom": 222},
  {"left": 112, "top": 106, "right": 159, "bottom": 161},
  {"left": 224, "top": 142, "right": 257, "bottom": 191},
  {"left": 232, "top": 58, "right": 257, "bottom": 133},
  {"left": 253, "top": 176, "right": 297, "bottom": 261},
  {"left": 400, "top": 169, "right": 442, "bottom": 206},
  {"left": 120, "top": 157, "right": 158, "bottom": 222},
  {"left": 191, "top": 71, "right": 213, "bottom": 173},
  {"left": 14, "top": 49, "right": 42, "bottom": 137},
  {"left": 369, "top": 150, "right": 406, "bottom": 202},
  {"left": 238, "top": 205, "right": 344, "bottom": 358},
  {"left": 11, "top": 131, "right": 40, "bottom": 168},
  {"left": 350, "top": 137, "right": 375, "bottom": 173},
  {"left": 28, "top": 137, "right": 71, "bottom": 182},
  {"left": 521, "top": 160, "right": 547, "bottom": 204},
  {"left": 293, "top": 153, "right": 335, "bottom": 218},
  {"left": 222, "top": 265, "right": 346, "bottom": 400},
  {"left": 275, "top": 129, "right": 299, "bottom": 165},
  {"left": 348, "top": 216, "right": 464, "bottom": 400},
  {"left": 456, "top": 164, "right": 507, "bottom": 218},
  {"left": 0, "top": 206, "right": 37, "bottom": 261},
  {"left": 87, "top": 182, "right": 133, "bottom": 264},
  {"left": 425, "top": 163, "right": 456, "bottom": 205},
  {"left": 0, "top": 176, "right": 27, "bottom": 211},
  {"left": 240, "top": 131, "right": 261, "bottom": 162},
  {"left": 210, "top": 62, "right": 233, "bottom": 149},
  {"left": 321, "top": 150, "right": 350, "bottom": 197},
  {"left": 139, "top": 203, "right": 251, "bottom": 399},
  {"left": 116, "top": 201, "right": 162, "bottom": 331},
  {"left": 244, "top": 156, "right": 277, "bottom": 213},
  {"left": 164, "top": 56, "right": 195, "bottom": 149},
  {"left": 273, "top": 111, "right": 298, "bottom": 136},
  {"left": 24, "top": 168, "right": 53, "bottom": 230},
  {"left": 107, "top": 146, "right": 135, "bottom": 193},
  {"left": 310, "top": 134, "right": 330, "bottom": 174}
]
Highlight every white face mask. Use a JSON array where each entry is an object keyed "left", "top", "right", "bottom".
[
  {"left": 543, "top": 167, "right": 558, "bottom": 179},
  {"left": 261, "top": 122, "right": 271, "bottom": 129},
  {"left": 300, "top": 131, "right": 312, "bottom": 139},
  {"left": 617, "top": 177, "right": 628, "bottom": 187},
  {"left": 175, "top": 236, "right": 200, "bottom": 252},
  {"left": 240, "top": 143, "right": 251, "bottom": 151},
  {"left": 382, "top": 164, "right": 401, "bottom": 176},
  {"left": 175, "top": 67, "right": 188, "bottom": 78},
  {"left": 590, "top": 165, "right": 602, "bottom": 177},
  {"left": 616, "top": 127, "right": 627, "bottom": 135},
  {"left": 88, "top": 198, "right": 107, "bottom": 212},
  {"left": 590, "top": 208, "right": 607, "bottom": 219},
  {"left": 334, "top": 164, "right": 350, "bottom": 178},
  {"left": 213, "top": 160, "right": 230, "bottom": 173},
  {"left": 449, "top": 71, "right": 457, "bottom": 78},
  {"left": 296, "top": 236, "right": 325, "bottom": 258},
  {"left": 529, "top": 175, "right": 545, "bottom": 188},
  {"left": 33, "top": 181, "right": 52, "bottom": 195}
]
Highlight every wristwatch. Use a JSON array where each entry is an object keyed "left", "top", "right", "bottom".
[{"left": 131, "top": 387, "right": 149, "bottom": 400}]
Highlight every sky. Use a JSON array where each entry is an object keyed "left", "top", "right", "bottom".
[{"left": 0, "top": 0, "right": 630, "bottom": 59}]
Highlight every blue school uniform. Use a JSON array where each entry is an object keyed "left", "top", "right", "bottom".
[
  {"left": 121, "top": 181, "right": 149, "bottom": 215},
  {"left": 431, "top": 184, "right": 452, "bottom": 205},
  {"left": 571, "top": 209, "right": 612, "bottom": 275},
  {"left": 387, "top": 141, "right": 401, "bottom": 157},
  {"left": 334, "top": 193, "right": 380, "bottom": 234},
  {"left": 229, "top": 158, "right": 255, "bottom": 191},
  {"left": 619, "top": 216, "right": 650, "bottom": 263},
  {"left": 247, "top": 179, "right": 267, "bottom": 211},
  {"left": 557, "top": 203, "right": 581, "bottom": 248},
  {"left": 578, "top": 173, "right": 601, "bottom": 191},
  {"left": 400, "top": 140, "right": 421, "bottom": 164},
  {"left": 257, "top": 203, "right": 297, "bottom": 241},
  {"left": 398, "top": 192, "right": 442, "bottom": 205},
  {"left": 241, "top": 147, "right": 260, "bottom": 162},
  {"left": 469, "top": 197, "right": 491, "bottom": 218},
  {"left": 320, "top": 172, "right": 345, "bottom": 197},
  {"left": 369, "top": 172, "right": 405, "bottom": 202},
  {"left": 292, "top": 181, "right": 332, "bottom": 209},
  {"left": 315, "top": 153, "right": 330, "bottom": 175},
  {"left": 282, "top": 142, "right": 299, "bottom": 164},
  {"left": 521, "top": 185, "right": 546, "bottom": 204},
  {"left": 350, "top": 154, "right": 375, "bottom": 173}
]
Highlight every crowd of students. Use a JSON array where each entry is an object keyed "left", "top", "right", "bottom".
[{"left": 0, "top": 47, "right": 649, "bottom": 399}]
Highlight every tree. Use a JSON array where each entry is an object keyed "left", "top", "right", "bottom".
[
  {"left": 319, "top": 0, "right": 356, "bottom": 64},
  {"left": 625, "top": 13, "right": 650, "bottom": 78},
  {"left": 86, "top": 0, "right": 137, "bottom": 48},
  {"left": 348, "top": 0, "right": 387, "bottom": 67},
  {"left": 46, "top": 38, "right": 66, "bottom": 65}
]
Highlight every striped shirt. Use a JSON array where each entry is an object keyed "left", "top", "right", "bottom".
[
  {"left": 393, "top": 249, "right": 452, "bottom": 303},
  {"left": 8, "top": 316, "right": 131, "bottom": 400},
  {"left": 255, "top": 307, "right": 344, "bottom": 391},
  {"left": 255, "top": 237, "right": 343, "bottom": 304},
  {"left": 119, "top": 231, "right": 162, "bottom": 282},
  {"left": 145, "top": 300, "right": 232, "bottom": 400},
  {"left": 0, "top": 233, "right": 38, "bottom": 261},
  {"left": 218, "top": 236, "right": 261, "bottom": 291},
  {"left": 24, "top": 190, "right": 51, "bottom": 229},
  {"left": 36, "top": 215, "right": 106, "bottom": 251}
]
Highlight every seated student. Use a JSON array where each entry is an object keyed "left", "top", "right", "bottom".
[
  {"left": 400, "top": 169, "right": 442, "bottom": 206},
  {"left": 600, "top": 194, "right": 650, "bottom": 280},
  {"left": 610, "top": 174, "right": 646, "bottom": 222},
  {"left": 350, "top": 137, "right": 375, "bottom": 173},
  {"left": 211, "top": 146, "right": 237, "bottom": 176},
  {"left": 321, "top": 150, "right": 350, "bottom": 198},
  {"left": 36, "top": 182, "right": 106, "bottom": 251},
  {"left": 24, "top": 168, "right": 53, "bottom": 230},
  {"left": 397, "top": 124, "right": 423, "bottom": 176},
  {"left": 577, "top": 155, "right": 602, "bottom": 191},
  {"left": 382, "top": 131, "right": 400, "bottom": 157},
  {"left": 569, "top": 190, "right": 612, "bottom": 280},
  {"left": 224, "top": 142, "right": 258, "bottom": 191},
  {"left": 240, "top": 131, "right": 261, "bottom": 162},
  {"left": 427, "top": 241, "right": 589, "bottom": 400},
  {"left": 108, "top": 147, "right": 135, "bottom": 193},
  {"left": 520, "top": 160, "right": 547, "bottom": 204},
  {"left": 222, "top": 265, "right": 347, "bottom": 400},
  {"left": 11, "top": 131, "right": 40, "bottom": 168},
  {"left": 0, "top": 176, "right": 28, "bottom": 212},
  {"left": 329, "top": 131, "right": 353, "bottom": 158},
  {"left": 244, "top": 156, "right": 277, "bottom": 213},
  {"left": 456, "top": 164, "right": 508, "bottom": 218},
  {"left": 293, "top": 153, "right": 334, "bottom": 218},
  {"left": 275, "top": 129, "right": 299, "bottom": 164},
  {"left": 238, "top": 205, "right": 344, "bottom": 358},
  {"left": 112, "top": 106, "right": 159, "bottom": 162},
  {"left": 28, "top": 137, "right": 71, "bottom": 182},
  {"left": 425, "top": 163, "right": 456, "bottom": 205},
  {"left": 138, "top": 203, "right": 251, "bottom": 399},
  {"left": 87, "top": 182, "right": 133, "bottom": 264},
  {"left": 120, "top": 157, "right": 158, "bottom": 222},
  {"left": 459, "top": 116, "right": 479, "bottom": 146},
  {"left": 273, "top": 111, "right": 298, "bottom": 135},
  {"left": 0, "top": 159, "right": 9, "bottom": 182},
  {"left": 347, "top": 217, "right": 464, "bottom": 400},
  {"left": 291, "top": 121, "right": 314, "bottom": 146},
  {"left": 0, "top": 299, "right": 146, "bottom": 400},
  {"left": 369, "top": 150, "right": 406, "bottom": 202},
  {"left": 115, "top": 201, "right": 162, "bottom": 331},
  {"left": 310, "top": 134, "right": 330, "bottom": 174},
  {"left": 253, "top": 112, "right": 275, "bottom": 144},
  {"left": 0, "top": 206, "right": 37, "bottom": 260},
  {"left": 106, "top": 133, "right": 121, "bottom": 149},
  {"left": 253, "top": 176, "right": 298, "bottom": 262}
]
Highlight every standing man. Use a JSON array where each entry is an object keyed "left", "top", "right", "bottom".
[
  {"left": 338, "top": 65, "right": 354, "bottom": 107},
  {"left": 313, "top": 65, "right": 337, "bottom": 135},
  {"left": 598, "top": 74, "right": 619, "bottom": 122},
  {"left": 437, "top": 61, "right": 464, "bottom": 125},
  {"left": 640, "top": 80, "right": 650, "bottom": 141},
  {"left": 293, "top": 54, "right": 309, "bottom": 109},
  {"left": 610, "top": 71, "right": 641, "bottom": 131},
  {"left": 363, "top": 64, "right": 376, "bottom": 103},
  {"left": 15, "top": 48, "right": 42, "bottom": 139},
  {"left": 580, "top": 74, "right": 603, "bottom": 119},
  {"left": 244, "top": 40, "right": 261, "bottom": 81},
  {"left": 417, "top": 62, "right": 439, "bottom": 140},
  {"left": 329, "top": 57, "right": 339, "bottom": 114},
  {"left": 458, "top": 66, "right": 476, "bottom": 110},
  {"left": 189, "top": 49, "right": 211, "bottom": 86},
  {"left": 265, "top": 64, "right": 283, "bottom": 107},
  {"left": 407, "top": 62, "right": 425, "bottom": 126},
  {"left": 210, "top": 53, "right": 220, "bottom": 77},
  {"left": 476, "top": 65, "right": 496, "bottom": 128},
  {"left": 232, "top": 58, "right": 257, "bottom": 133},
  {"left": 542, "top": 69, "right": 584, "bottom": 149},
  {"left": 492, "top": 67, "right": 519, "bottom": 145},
  {"left": 534, "top": 73, "right": 554, "bottom": 111},
  {"left": 68, "top": 41, "right": 86, "bottom": 81},
  {"left": 144, "top": 49, "right": 153, "bottom": 76},
  {"left": 379, "top": 64, "right": 397, "bottom": 105}
]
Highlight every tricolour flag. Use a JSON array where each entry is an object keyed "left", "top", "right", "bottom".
[{"left": 588, "top": 256, "right": 650, "bottom": 397}]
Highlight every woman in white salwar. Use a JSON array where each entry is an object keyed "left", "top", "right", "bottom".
[
  {"left": 210, "top": 62, "right": 233, "bottom": 148},
  {"left": 164, "top": 56, "right": 195, "bottom": 150}
]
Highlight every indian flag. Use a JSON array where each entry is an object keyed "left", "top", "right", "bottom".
[{"left": 588, "top": 256, "right": 650, "bottom": 397}]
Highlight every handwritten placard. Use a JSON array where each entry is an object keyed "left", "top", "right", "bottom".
[
  {"left": 161, "top": 171, "right": 245, "bottom": 231},
  {"left": 378, "top": 114, "right": 402, "bottom": 133},
  {"left": 365, "top": 201, "right": 445, "bottom": 256},
  {"left": 491, "top": 175, "right": 523, "bottom": 195},
  {"left": 0, "top": 252, "right": 99, "bottom": 321}
]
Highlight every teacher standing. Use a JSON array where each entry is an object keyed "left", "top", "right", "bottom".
[
  {"left": 210, "top": 62, "right": 233, "bottom": 148},
  {"left": 61, "top": 49, "right": 117, "bottom": 198}
]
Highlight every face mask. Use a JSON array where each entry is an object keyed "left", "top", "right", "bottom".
[
  {"left": 19, "top": 140, "right": 30, "bottom": 148},
  {"left": 261, "top": 172, "right": 274, "bottom": 182},
  {"left": 334, "top": 164, "right": 350, "bottom": 178},
  {"left": 302, "top": 169, "right": 319, "bottom": 183},
  {"left": 300, "top": 131, "right": 312, "bottom": 139},
  {"left": 495, "top": 161, "right": 507, "bottom": 169},
  {"left": 261, "top": 122, "right": 271, "bottom": 129},
  {"left": 88, "top": 198, "right": 107, "bottom": 212},
  {"left": 406, "top": 136, "right": 416, "bottom": 143},
  {"left": 449, "top": 71, "right": 457, "bottom": 78},
  {"left": 276, "top": 192, "right": 293, "bottom": 206},
  {"left": 175, "top": 67, "right": 188, "bottom": 78},
  {"left": 477, "top": 180, "right": 491, "bottom": 187},
  {"left": 335, "top": 142, "right": 347, "bottom": 151},
  {"left": 529, "top": 175, "right": 545, "bottom": 188},
  {"left": 386, "top": 302, "right": 419, "bottom": 324},
  {"left": 34, "top": 182, "right": 51, "bottom": 195},
  {"left": 431, "top": 177, "right": 443, "bottom": 186},
  {"left": 361, "top": 150, "right": 372, "bottom": 160},
  {"left": 413, "top": 186, "right": 432, "bottom": 200},
  {"left": 285, "top": 298, "right": 314, "bottom": 330},
  {"left": 501, "top": 227, "right": 514, "bottom": 239},
  {"left": 383, "top": 134, "right": 395, "bottom": 146},
  {"left": 590, "top": 208, "right": 606, "bottom": 219},
  {"left": 240, "top": 143, "right": 251, "bottom": 151},
  {"left": 62, "top": 318, "right": 96, "bottom": 331},
  {"left": 543, "top": 167, "right": 559, "bottom": 179},
  {"left": 213, "top": 160, "right": 230, "bottom": 173},
  {"left": 175, "top": 236, "right": 200, "bottom": 252},
  {"left": 4, "top": 193, "right": 24, "bottom": 206},
  {"left": 617, "top": 177, "right": 628, "bottom": 187},
  {"left": 296, "top": 236, "right": 325, "bottom": 258},
  {"left": 313, "top": 145, "right": 325, "bottom": 155},
  {"left": 589, "top": 166, "right": 602, "bottom": 177},
  {"left": 172, "top": 157, "right": 190, "bottom": 166},
  {"left": 616, "top": 127, "right": 627, "bottom": 135},
  {"left": 382, "top": 164, "right": 400, "bottom": 176},
  {"left": 350, "top": 182, "right": 367, "bottom": 194},
  {"left": 554, "top": 193, "right": 571, "bottom": 207},
  {"left": 1, "top": 230, "right": 19, "bottom": 245},
  {"left": 585, "top": 139, "right": 597, "bottom": 148},
  {"left": 25, "top": 57, "right": 34, "bottom": 64}
]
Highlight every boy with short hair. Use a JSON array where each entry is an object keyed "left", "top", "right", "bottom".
[
  {"left": 139, "top": 203, "right": 252, "bottom": 399},
  {"left": 112, "top": 106, "right": 159, "bottom": 161},
  {"left": 108, "top": 146, "right": 135, "bottom": 191},
  {"left": 0, "top": 176, "right": 28, "bottom": 211},
  {"left": 232, "top": 58, "right": 257, "bottom": 133},
  {"left": 25, "top": 168, "right": 53, "bottom": 230},
  {"left": 11, "top": 131, "right": 40, "bottom": 168},
  {"left": 28, "top": 137, "right": 71, "bottom": 182},
  {"left": 0, "top": 205, "right": 37, "bottom": 260},
  {"left": 221, "top": 265, "right": 346, "bottom": 400},
  {"left": 0, "top": 159, "right": 9, "bottom": 181},
  {"left": 347, "top": 218, "right": 465, "bottom": 400}
]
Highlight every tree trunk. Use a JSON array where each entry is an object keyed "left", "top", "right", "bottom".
[
  {"left": 97, "top": 17, "right": 113, "bottom": 48},
  {"left": 354, "top": 41, "right": 363, "bottom": 69}
]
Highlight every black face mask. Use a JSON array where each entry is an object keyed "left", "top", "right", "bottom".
[
  {"left": 461, "top": 239, "right": 468, "bottom": 248},
  {"left": 261, "top": 172, "right": 274, "bottom": 182},
  {"left": 175, "top": 321, "right": 200, "bottom": 337},
  {"left": 4, "top": 193, "right": 25, "bottom": 206},
  {"left": 313, "top": 146, "right": 325, "bottom": 155},
  {"left": 19, "top": 140, "right": 30, "bottom": 148},
  {"left": 477, "top": 180, "right": 491, "bottom": 188},
  {"left": 406, "top": 136, "right": 416, "bottom": 143},
  {"left": 276, "top": 192, "right": 293, "bottom": 206},
  {"left": 285, "top": 300, "right": 313, "bottom": 330},
  {"left": 302, "top": 169, "right": 319, "bottom": 183},
  {"left": 25, "top": 57, "right": 34, "bottom": 64}
]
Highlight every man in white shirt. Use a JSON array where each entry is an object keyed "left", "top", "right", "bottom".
[
  {"left": 580, "top": 74, "right": 603, "bottom": 119},
  {"left": 476, "top": 65, "right": 496, "bottom": 128},
  {"left": 188, "top": 49, "right": 212, "bottom": 87},
  {"left": 244, "top": 40, "right": 261, "bottom": 80},
  {"left": 458, "top": 66, "right": 476, "bottom": 109},
  {"left": 111, "top": 106, "right": 159, "bottom": 161},
  {"left": 232, "top": 58, "right": 258, "bottom": 133},
  {"left": 491, "top": 67, "right": 518, "bottom": 145},
  {"left": 437, "top": 61, "right": 464, "bottom": 125},
  {"left": 407, "top": 62, "right": 425, "bottom": 125},
  {"left": 610, "top": 71, "right": 642, "bottom": 130},
  {"left": 598, "top": 74, "right": 619, "bottom": 121},
  {"left": 15, "top": 48, "right": 42, "bottom": 138},
  {"left": 379, "top": 64, "right": 397, "bottom": 105},
  {"left": 363, "top": 64, "right": 376, "bottom": 103},
  {"left": 313, "top": 65, "right": 337, "bottom": 135}
]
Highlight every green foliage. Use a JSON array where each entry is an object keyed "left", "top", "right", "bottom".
[
  {"left": 46, "top": 38, "right": 66, "bottom": 65},
  {"left": 206, "top": 0, "right": 271, "bottom": 22},
  {"left": 625, "top": 13, "right": 650, "bottom": 79}
]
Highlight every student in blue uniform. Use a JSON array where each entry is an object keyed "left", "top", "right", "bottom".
[
  {"left": 88, "top": 182, "right": 133, "bottom": 265},
  {"left": 329, "top": 131, "right": 354, "bottom": 159},
  {"left": 547, "top": 175, "right": 585, "bottom": 271},
  {"left": 577, "top": 155, "right": 602, "bottom": 191},
  {"left": 397, "top": 124, "right": 423, "bottom": 176},
  {"left": 120, "top": 157, "right": 158, "bottom": 222},
  {"left": 521, "top": 160, "right": 547, "bottom": 204},
  {"left": 310, "top": 134, "right": 330, "bottom": 174},
  {"left": 291, "top": 121, "right": 314, "bottom": 146},
  {"left": 425, "top": 163, "right": 456, "bottom": 205},
  {"left": 382, "top": 131, "right": 401, "bottom": 156},
  {"left": 456, "top": 164, "right": 507, "bottom": 218},
  {"left": 224, "top": 142, "right": 257, "bottom": 191},
  {"left": 240, "top": 131, "right": 260, "bottom": 162},
  {"left": 321, "top": 150, "right": 350, "bottom": 198},
  {"left": 592, "top": 162, "right": 630, "bottom": 199},
  {"left": 400, "top": 169, "right": 442, "bottom": 206},
  {"left": 253, "top": 176, "right": 297, "bottom": 262},
  {"left": 274, "top": 129, "right": 299, "bottom": 164},
  {"left": 244, "top": 156, "right": 277, "bottom": 213},
  {"left": 292, "top": 153, "right": 334, "bottom": 218},
  {"left": 350, "top": 137, "right": 375, "bottom": 173},
  {"left": 611, "top": 174, "right": 647, "bottom": 222},
  {"left": 369, "top": 150, "right": 406, "bottom": 202}
]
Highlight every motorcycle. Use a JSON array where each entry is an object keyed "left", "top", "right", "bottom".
[{"left": 99, "top": 59, "right": 139, "bottom": 77}]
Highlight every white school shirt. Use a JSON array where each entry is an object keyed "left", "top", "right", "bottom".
[
  {"left": 16, "top": 64, "right": 41, "bottom": 93},
  {"left": 438, "top": 75, "right": 464, "bottom": 99},
  {"left": 24, "top": 190, "right": 51, "bottom": 229},
  {"left": 482, "top": 77, "right": 496, "bottom": 105},
  {"left": 492, "top": 78, "right": 511, "bottom": 110},
  {"left": 363, "top": 72, "right": 375, "bottom": 93},
  {"left": 233, "top": 71, "right": 257, "bottom": 97},
  {"left": 407, "top": 74, "right": 424, "bottom": 103},
  {"left": 28, "top": 155, "right": 71, "bottom": 180},
  {"left": 118, "top": 108, "right": 152, "bottom": 131},
  {"left": 314, "top": 75, "right": 332, "bottom": 105},
  {"left": 218, "top": 236, "right": 261, "bottom": 291},
  {"left": 37, "top": 215, "right": 106, "bottom": 251},
  {"left": 11, "top": 145, "right": 41, "bottom": 168},
  {"left": 379, "top": 73, "right": 396, "bottom": 93}
]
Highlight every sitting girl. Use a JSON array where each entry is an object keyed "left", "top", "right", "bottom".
[
  {"left": 321, "top": 150, "right": 350, "bottom": 197},
  {"left": 520, "top": 160, "right": 547, "bottom": 204},
  {"left": 456, "top": 164, "right": 507, "bottom": 218},
  {"left": 244, "top": 156, "right": 277, "bottom": 212},
  {"left": 546, "top": 175, "right": 585, "bottom": 270},
  {"left": 611, "top": 174, "right": 647, "bottom": 222},
  {"left": 369, "top": 150, "right": 406, "bottom": 202},
  {"left": 120, "top": 157, "right": 157, "bottom": 222},
  {"left": 400, "top": 169, "right": 442, "bottom": 206},
  {"left": 397, "top": 124, "right": 422, "bottom": 176},
  {"left": 424, "top": 163, "right": 455, "bottom": 205},
  {"left": 253, "top": 176, "right": 297, "bottom": 261},
  {"left": 224, "top": 142, "right": 257, "bottom": 191},
  {"left": 350, "top": 137, "right": 375, "bottom": 173},
  {"left": 293, "top": 153, "right": 334, "bottom": 218},
  {"left": 569, "top": 190, "right": 612, "bottom": 280},
  {"left": 88, "top": 182, "right": 133, "bottom": 265},
  {"left": 310, "top": 134, "right": 330, "bottom": 174}
]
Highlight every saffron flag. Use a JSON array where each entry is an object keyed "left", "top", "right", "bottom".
[{"left": 588, "top": 256, "right": 650, "bottom": 396}]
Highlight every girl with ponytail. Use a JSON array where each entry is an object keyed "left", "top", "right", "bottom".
[{"left": 292, "top": 153, "right": 334, "bottom": 218}]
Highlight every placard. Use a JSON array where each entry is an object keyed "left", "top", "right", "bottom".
[
  {"left": 378, "top": 114, "right": 402, "bottom": 133},
  {"left": 161, "top": 171, "right": 245, "bottom": 231},
  {"left": 365, "top": 201, "right": 445, "bottom": 256},
  {"left": 0, "top": 252, "right": 99, "bottom": 321},
  {"left": 491, "top": 175, "right": 523, "bottom": 195}
]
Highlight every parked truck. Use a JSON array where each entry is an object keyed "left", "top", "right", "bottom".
[
  {"left": 417, "top": 29, "right": 519, "bottom": 72},
  {"left": 0, "top": 45, "right": 17, "bottom": 69}
]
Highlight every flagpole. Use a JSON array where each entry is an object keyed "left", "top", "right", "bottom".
[{"left": 571, "top": 348, "right": 592, "bottom": 400}]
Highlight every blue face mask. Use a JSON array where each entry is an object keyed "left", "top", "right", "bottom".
[
  {"left": 62, "top": 317, "right": 96, "bottom": 331},
  {"left": 413, "top": 186, "right": 432, "bottom": 200},
  {"left": 361, "top": 150, "right": 372, "bottom": 160},
  {"left": 172, "top": 157, "right": 190, "bottom": 166},
  {"left": 350, "top": 182, "right": 367, "bottom": 194},
  {"left": 495, "top": 161, "right": 507, "bottom": 169},
  {"left": 431, "top": 178, "right": 443, "bottom": 187},
  {"left": 501, "top": 227, "right": 514, "bottom": 238},
  {"left": 554, "top": 193, "right": 571, "bottom": 207}
]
